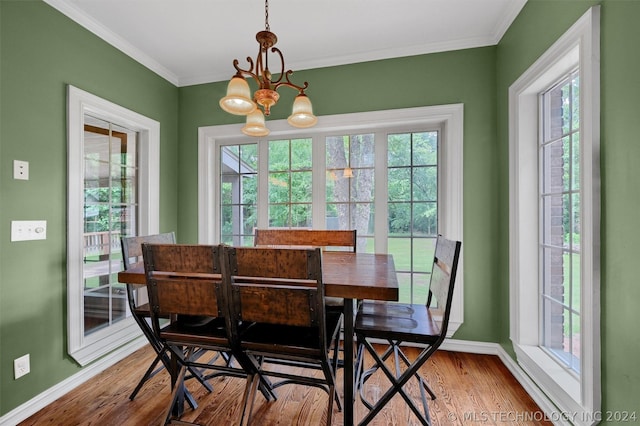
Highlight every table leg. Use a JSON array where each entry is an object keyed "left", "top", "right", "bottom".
[{"left": 343, "top": 298, "right": 355, "bottom": 426}]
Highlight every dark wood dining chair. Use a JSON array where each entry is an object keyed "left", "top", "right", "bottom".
[
  {"left": 142, "top": 243, "right": 252, "bottom": 425},
  {"left": 121, "top": 233, "right": 214, "bottom": 410},
  {"left": 121, "top": 232, "right": 205, "bottom": 402},
  {"left": 354, "top": 235, "right": 462, "bottom": 425},
  {"left": 222, "top": 246, "right": 343, "bottom": 426},
  {"left": 254, "top": 228, "right": 357, "bottom": 369}
]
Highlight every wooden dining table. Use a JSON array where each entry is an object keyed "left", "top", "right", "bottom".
[{"left": 118, "top": 250, "right": 398, "bottom": 426}]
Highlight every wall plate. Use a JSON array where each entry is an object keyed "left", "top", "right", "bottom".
[{"left": 11, "top": 220, "right": 47, "bottom": 241}]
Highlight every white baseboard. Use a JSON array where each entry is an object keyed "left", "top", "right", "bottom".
[
  {"left": 441, "top": 339, "right": 565, "bottom": 425},
  {"left": 0, "top": 338, "right": 146, "bottom": 426},
  {"left": 1, "top": 338, "right": 560, "bottom": 426}
]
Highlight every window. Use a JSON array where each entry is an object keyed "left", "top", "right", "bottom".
[
  {"left": 67, "top": 85, "right": 160, "bottom": 365},
  {"left": 540, "top": 71, "right": 581, "bottom": 373},
  {"left": 199, "top": 104, "right": 464, "bottom": 334},
  {"left": 82, "top": 117, "right": 138, "bottom": 335},
  {"left": 509, "top": 7, "right": 600, "bottom": 421},
  {"left": 388, "top": 131, "right": 438, "bottom": 304}
]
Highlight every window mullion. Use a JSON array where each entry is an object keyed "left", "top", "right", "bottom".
[
  {"left": 257, "top": 138, "right": 269, "bottom": 228},
  {"left": 374, "top": 129, "right": 388, "bottom": 253},
  {"left": 312, "top": 134, "right": 326, "bottom": 227}
]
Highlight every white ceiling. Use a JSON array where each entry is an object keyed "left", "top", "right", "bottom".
[{"left": 44, "top": 0, "right": 527, "bottom": 87}]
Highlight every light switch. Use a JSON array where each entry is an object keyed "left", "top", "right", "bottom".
[
  {"left": 11, "top": 220, "right": 47, "bottom": 241},
  {"left": 13, "top": 160, "right": 29, "bottom": 180}
]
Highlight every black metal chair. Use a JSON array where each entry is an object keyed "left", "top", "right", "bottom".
[
  {"left": 354, "top": 235, "right": 462, "bottom": 425},
  {"left": 222, "top": 246, "right": 343, "bottom": 426},
  {"left": 121, "top": 232, "right": 211, "bottom": 402},
  {"left": 122, "top": 233, "right": 217, "bottom": 410},
  {"left": 142, "top": 243, "right": 257, "bottom": 425},
  {"left": 253, "top": 228, "right": 357, "bottom": 362}
]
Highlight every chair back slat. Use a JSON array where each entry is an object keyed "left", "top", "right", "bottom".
[
  {"left": 121, "top": 232, "right": 175, "bottom": 269},
  {"left": 142, "top": 244, "right": 225, "bottom": 330},
  {"left": 232, "top": 279, "right": 319, "bottom": 327},
  {"left": 227, "top": 246, "right": 321, "bottom": 280},
  {"left": 427, "top": 236, "right": 462, "bottom": 338},
  {"left": 143, "top": 243, "right": 221, "bottom": 274},
  {"left": 153, "top": 276, "right": 222, "bottom": 318},
  {"left": 254, "top": 228, "right": 356, "bottom": 252},
  {"left": 222, "top": 246, "right": 328, "bottom": 347}
]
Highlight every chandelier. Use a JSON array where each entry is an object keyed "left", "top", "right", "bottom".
[{"left": 219, "top": 0, "right": 317, "bottom": 137}]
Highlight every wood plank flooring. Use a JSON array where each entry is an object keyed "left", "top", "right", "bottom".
[{"left": 20, "top": 345, "right": 551, "bottom": 425}]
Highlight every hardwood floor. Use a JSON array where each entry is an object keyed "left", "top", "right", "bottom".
[{"left": 20, "top": 345, "right": 551, "bottom": 425}]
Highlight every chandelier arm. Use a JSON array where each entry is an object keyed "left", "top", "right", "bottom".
[
  {"left": 256, "top": 45, "right": 269, "bottom": 89},
  {"left": 267, "top": 47, "right": 308, "bottom": 93},
  {"left": 268, "top": 47, "right": 285, "bottom": 85},
  {"left": 232, "top": 57, "right": 261, "bottom": 87},
  {"left": 273, "top": 69, "right": 309, "bottom": 93}
]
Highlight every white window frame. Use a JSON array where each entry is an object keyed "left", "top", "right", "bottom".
[
  {"left": 67, "top": 85, "right": 160, "bottom": 366},
  {"left": 198, "top": 104, "right": 464, "bottom": 334},
  {"left": 508, "top": 7, "right": 600, "bottom": 423}
]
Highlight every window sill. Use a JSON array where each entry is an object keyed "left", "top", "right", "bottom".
[{"left": 514, "top": 343, "right": 597, "bottom": 425}]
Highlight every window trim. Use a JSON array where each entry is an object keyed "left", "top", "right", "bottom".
[
  {"left": 198, "top": 104, "right": 464, "bottom": 334},
  {"left": 508, "top": 7, "right": 600, "bottom": 422},
  {"left": 67, "top": 85, "right": 160, "bottom": 366}
]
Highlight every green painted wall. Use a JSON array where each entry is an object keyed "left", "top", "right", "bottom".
[
  {"left": 497, "top": 0, "right": 640, "bottom": 418},
  {"left": 178, "top": 48, "right": 501, "bottom": 345},
  {"left": 0, "top": 1, "right": 179, "bottom": 415},
  {"left": 6, "top": 0, "right": 638, "bottom": 421}
]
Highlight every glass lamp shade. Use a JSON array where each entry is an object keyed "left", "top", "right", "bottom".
[
  {"left": 242, "top": 109, "right": 270, "bottom": 137},
  {"left": 287, "top": 94, "right": 318, "bottom": 128},
  {"left": 219, "top": 77, "right": 257, "bottom": 115}
]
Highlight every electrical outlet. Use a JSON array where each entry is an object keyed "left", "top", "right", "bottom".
[
  {"left": 13, "top": 160, "right": 29, "bottom": 180},
  {"left": 14, "top": 354, "right": 30, "bottom": 379}
]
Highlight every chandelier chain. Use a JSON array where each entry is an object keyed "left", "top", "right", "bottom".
[{"left": 265, "top": 0, "right": 270, "bottom": 32}]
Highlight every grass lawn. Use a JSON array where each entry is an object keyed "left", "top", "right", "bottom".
[{"left": 364, "top": 236, "right": 436, "bottom": 304}]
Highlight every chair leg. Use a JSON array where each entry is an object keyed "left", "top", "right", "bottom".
[
  {"left": 164, "top": 362, "right": 189, "bottom": 426},
  {"left": 358, "top": 338, "right": 437, "bottom": 426},
  {"left": 239, "top": 373, "right": 260, "bottom": 426},
  {"left": 235, "top": 353, "right": 278, "bottom": 402},
  {"left": 394, "top": 344, "right": 437, "bottom": 400},
  {"left": 129, "top": 350, "right": 165, "bottom": 400},
  {"left": 130, "top": 343, "right": 214, "bottom": 404},
  {"left": 356, "top": 339, "right": 437, "bottom": 410},
  {"left": 356, "top": 341, "right": 398, "bottom": 410},
  {"left": 326, "top": 384, "right": 335, "bottom": 426},
  {"left": 320, "top": 353, "right": 342, "bottom": 413},
  {"left": 129, "top": 345, "right": 199, "bottom": 410}
]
